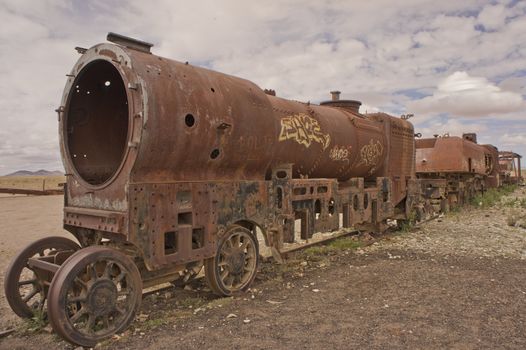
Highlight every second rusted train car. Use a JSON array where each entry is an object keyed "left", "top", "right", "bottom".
[{"left": 415, "top": 133, "right": 500, "bottom": 211}]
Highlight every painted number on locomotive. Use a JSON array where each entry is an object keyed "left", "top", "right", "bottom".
[{"left": 329, "top": 145, "right": 352, "bottom": 162}]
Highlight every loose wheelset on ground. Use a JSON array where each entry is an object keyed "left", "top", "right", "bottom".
[
  {"left": 4, "top": 236, "right": 80, "bottom": 318},
  {"left": 204, "top": 225, "right": 259, "bottom": 296},
  {"left": 47, "top": 246, "right": 142, "bottom": 348}
]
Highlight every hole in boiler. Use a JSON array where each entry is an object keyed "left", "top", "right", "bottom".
[
  {"left": 185, "top": 114, "right": 195, "bottom": 127},
  {"left": 210, "top": 148, "right": 221, "bottom": 159}
]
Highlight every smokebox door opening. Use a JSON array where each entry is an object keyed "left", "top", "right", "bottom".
[{"left": 65, "top": 60, "right": 129, "bottom": 185}]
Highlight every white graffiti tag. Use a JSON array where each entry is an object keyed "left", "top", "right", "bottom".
[{"left": 329, "top": 145, "right": 352, "bottom": 162}]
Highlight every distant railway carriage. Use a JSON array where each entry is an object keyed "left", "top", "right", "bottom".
[
  {"left": 498, "top": 151, "right": 523, "bottom": 185},
  {"left": 415, "top": 133, "right": 500, "bottom": 211}
]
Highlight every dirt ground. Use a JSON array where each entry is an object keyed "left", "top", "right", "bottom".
[{"left": 0, "top": 189, "right": 525, "bottom": 349}]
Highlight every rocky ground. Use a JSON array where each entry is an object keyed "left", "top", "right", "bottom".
[{"left": 0, "top": 188, "right": 525, "bottom": 350}]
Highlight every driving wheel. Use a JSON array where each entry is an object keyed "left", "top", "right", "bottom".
[
  {"left": 47, "top": 246, "right": 142, "bottom": 347},
  {"left": 204, "top": 225, "right": 259, "bottom": 296}
]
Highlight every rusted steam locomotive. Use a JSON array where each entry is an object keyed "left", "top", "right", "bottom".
[
  {"left": 415, "top": 133, "right": 501, "bottom": 214},
  {"left": 2, "top": 33, "right": 511, "bottom": 346}
]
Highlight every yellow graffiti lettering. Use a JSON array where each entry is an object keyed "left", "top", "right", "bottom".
[
  {"left": 278, "top": 113, "right": 331, "bottom": 150},
  {"left": 358, "top": 139, "right": 384, "bottom": 167}
]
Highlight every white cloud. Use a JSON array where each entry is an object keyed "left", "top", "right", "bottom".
[
  {"left": 414, "top": 117, "right": 489, "bottom": 139},
  {"left": 499, "top": 133, "right": 526, "bottom": 147},
  {"left": 498, "top": 76, "right": 526, "bottom": 94},
  {"left": 0, "top": 0, "right": 526, "bottom": 173},
  {"left": 477, "top": 4, "right": 508, "bottom": 31},
  {"left": 359, "top": 104, "right": 381, "bottom": 114},
  {"left": 407, "top": 71, "right": 524, "bottom": 117}
]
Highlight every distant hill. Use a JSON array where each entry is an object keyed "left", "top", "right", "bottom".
[{"left": 4, "top": 169, "right": 64, "bottom": 177}]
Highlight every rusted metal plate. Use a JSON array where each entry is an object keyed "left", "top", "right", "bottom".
[
  {"left": 63, "top": 206, "right": 125, "bottom": 234},
  {"left": 416, "top": 135, "right": 498, "bottom": 177},
  {"left": 419, "top": 179, "right": 447, "bottom": 199},
  {"left": 128, "top": 182, "right": 216, "bottom": 269},
  {"left": 415, "top": 134, "right": 504, "bottom": 208},
  {"left": 128, "top": 181, "right": 273, "bottom": 270}
]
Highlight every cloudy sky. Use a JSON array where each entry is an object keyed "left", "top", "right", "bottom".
[{"left": 1, "top": 0, "right": 525, "bottom": 174}]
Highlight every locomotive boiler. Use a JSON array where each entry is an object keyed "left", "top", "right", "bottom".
[{"left": 4, "top": 33, "right": 416, "bottom": 346}]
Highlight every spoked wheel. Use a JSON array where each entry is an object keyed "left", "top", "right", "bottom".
[
  {"left": 47, "top": 246, "right": 142, "bottom": 347},
  {"left": 4, "top": 236, "right": 80, "bottom": 318},
  {"left": 204, "top": 225, "right": 259, "bottom": 296}
]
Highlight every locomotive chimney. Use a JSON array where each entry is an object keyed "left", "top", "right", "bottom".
[
  {"left": 462, "top": 133, "right": 477, "bottom": 144},
  {"left": 330, "top": 91, "right": 341, "bottom": 101}
]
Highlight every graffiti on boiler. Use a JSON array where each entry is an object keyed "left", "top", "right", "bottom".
[{"left": 278, "top": 113, "right": 331, "bottom": 150}]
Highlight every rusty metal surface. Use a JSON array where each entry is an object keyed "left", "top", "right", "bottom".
[
  {"left": 416, "top": 135, "right": 498, "bottom": 177},
  {"left": 367, "top": 113, "right": 415, "bottom": 205},
  {"left": 128, "top": 181, "right": 219, "bottom": 269},
  {"left": 59, "top": 43, "right": 142, "bottom": 216},
  {"left": 59, "top": 43, "right": 413, "bottom": 192},
  {"left": 415, "top": 133, "right": 504, "bottom": 210},
  {"left": 63, "top": 206, "right": 125, "bottom": 234}
]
